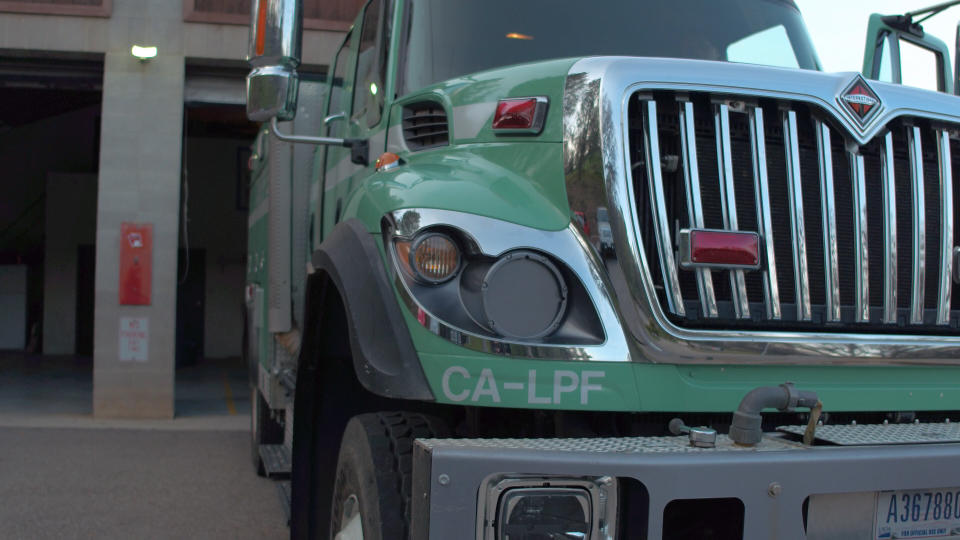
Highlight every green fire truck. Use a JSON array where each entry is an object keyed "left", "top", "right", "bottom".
[{"left": 243, "top": 0, "right": 960, "bottom": 537}]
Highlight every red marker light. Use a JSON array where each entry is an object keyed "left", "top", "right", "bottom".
[
  {"left": 492, "top": 97, "right": 548, "bottom": 134},
  {"left": 679, "top": 229, "right": 761, "bottom": 270}
]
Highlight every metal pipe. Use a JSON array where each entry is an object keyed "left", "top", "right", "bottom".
[{"left": 729, "top": 383, "right": 819, "bottom": 446}]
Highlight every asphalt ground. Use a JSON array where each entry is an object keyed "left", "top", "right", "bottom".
[{"left": 0, "top": 353, "right": 288, "bottom": 539}]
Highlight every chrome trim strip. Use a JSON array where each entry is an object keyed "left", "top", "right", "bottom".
[
  {"left": 783, "top": 110, "right": 811, "bottom": 321},
  {"left": 679, "top": 100, "right": 718, "bottom": 318},
  {"left": 936, "top": 130, "right": 954, "bottom": 325},
  {"left": 880, "top": 132, "right": 898, "bottom": 324},
  {"left": 908, "top": 126, "right": 926, "bottom": 324},
  {"left": 749, "top": 106, "right": 781, "bottom": 320},
  {"left": 850, "top": 150, "right": 870, "bottom": 323},
  {"left": 715, "top": 103, "right": 750, "bottom": 319},
  {"left": 815, "top": 120, "right": 840, "bottom": 322},
  {"left": 388, "top": 209, "right": 632, "bottom": 362},
  {"left": 560, "top": 57, "right": 960, "bottom": 366},
  {"left": 642, "top": 99, "right": 685, "bottom": 316}
]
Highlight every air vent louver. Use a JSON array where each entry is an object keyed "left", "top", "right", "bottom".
[{"left": 402, "top": 102, "right": 449, "bottom": 151}]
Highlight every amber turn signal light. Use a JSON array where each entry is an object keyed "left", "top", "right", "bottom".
[{"left": 410, "top": 233, "right": 460, "bottom": 284}]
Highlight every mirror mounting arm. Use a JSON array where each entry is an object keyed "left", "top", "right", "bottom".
[
  {"left": 882, "top": 15, "right": 925, "bottom": 37},
  {"left": 269, "top": 118, "right": 369, "bottom": 166}
]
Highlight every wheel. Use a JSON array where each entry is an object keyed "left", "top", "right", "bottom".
[
  {"left": 329, "top": 412, "right": 449, "bottom": 540},
  {"left": 251, "top": 385, "right": 284, "bottom": 476}
]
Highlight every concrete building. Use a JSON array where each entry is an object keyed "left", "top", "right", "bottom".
[{"left": 0, "top": 0, "right": 354, "bottom": 417}]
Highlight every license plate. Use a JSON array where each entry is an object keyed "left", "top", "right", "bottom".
[{"left": 875, "top": 488, "right": 960, "bottom": 539}]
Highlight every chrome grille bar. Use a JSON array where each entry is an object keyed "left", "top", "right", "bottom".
[
  {"left": 715, "top": 103, "right": 750, "bottom": 319},
  {"left": 907, "top": 126, "right": 926, "bottom": 324},
  {"left": 641, "top": 99, "right": 685, "bottom": 316},
  {"left": 815, "top": 120, "right": 840, "bottom": 322},
  {"left": 880, "top": 132, "right": 898, "bottom": 324},
  {"left": 679, "top": 100, "right": 718, "bottom": 318},
  {"left": 936, "top": 130, "right": 953, "bottom": 325},
  {"left": 749, "top": 107, "right": 781, "bottom": 320},
  {"left": 850, "top": 151, "right": 870, "bottom": 323},
  {"left": 783, "top": 110, "right": 811, "bottom": 321}
]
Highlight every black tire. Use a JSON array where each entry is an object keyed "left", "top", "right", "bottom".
[
  {"left": 251, "top": 386, "right": 284, "bottom": 476},
  {"left": 328, "top": 412, "right": 450, "bottom": 540}
]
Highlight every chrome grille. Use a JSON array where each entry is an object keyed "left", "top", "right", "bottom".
[{"left": 628, "top": 91, "right": 959, "bottom": 332}]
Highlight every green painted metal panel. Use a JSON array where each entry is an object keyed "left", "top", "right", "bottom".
[{"left": 346, "top": 142, "right": 570, "bottom": 234}]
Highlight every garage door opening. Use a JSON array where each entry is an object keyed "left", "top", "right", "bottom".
[
  {"left": 175, "top": 69, "right": 258, "bottom": 417},
  {"left": 0, "top": 53, "right": 102, "bottom": 415}
]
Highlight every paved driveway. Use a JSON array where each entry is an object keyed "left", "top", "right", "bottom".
[
  {"left": 0, "top": 426, "right": 288, "bottom": 539},
  {"left": 0, "top": 353, "right": 287, "bottom": 539}
]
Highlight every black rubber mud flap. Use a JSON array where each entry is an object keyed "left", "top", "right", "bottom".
[{"left": 310, "top": 218, "right": 434, "bottom": 401}]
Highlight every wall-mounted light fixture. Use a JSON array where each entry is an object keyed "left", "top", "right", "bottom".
[{"left": 131, "top": 45, "right": 158, "bottom": 62}]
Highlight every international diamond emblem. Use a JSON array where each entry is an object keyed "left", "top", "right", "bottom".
[{"left": 839, "top": 76, "right": 881, "bottom": 125}]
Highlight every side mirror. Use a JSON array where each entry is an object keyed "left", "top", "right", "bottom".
[
  {"left": 862, "top": 13, "right": 955, "bottom": 94},
  {"left": 246, "top": 0, "right": 302, "bottom": 122}
]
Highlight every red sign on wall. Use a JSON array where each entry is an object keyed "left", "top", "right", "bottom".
[{"left": 119, "top": 222, "right": 152, "bottom": 305}]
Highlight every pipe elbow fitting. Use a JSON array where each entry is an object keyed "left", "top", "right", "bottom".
[{"left": 729, "top": 383, "right": 819, "bottom": 446}]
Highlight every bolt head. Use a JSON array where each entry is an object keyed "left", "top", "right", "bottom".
[
  {"left": 438, "top": 473, "right": 450, "bottom": 486},
  {"left": 768, "top": 482, "right": 782, "bottom": 498}
]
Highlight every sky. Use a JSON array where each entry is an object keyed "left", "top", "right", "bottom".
[{"left": 795, "top": 0, "right": 960, "bottom": 89}]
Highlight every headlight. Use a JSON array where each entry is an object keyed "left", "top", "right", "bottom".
[
  {"left": 499, "top": 487, "right": 592, "bottom": 539},
  {"left": 481, "top": 250, "right": 567, "bottom": 340},
  {"left": 478, "top": 476, "right": 618, "bottom": 540},
  {"left": 387, "top": 220, "right": 604, "bottom": 346},
  {"left": 409, "top": 232, "right": 461, "bottom": 283}
]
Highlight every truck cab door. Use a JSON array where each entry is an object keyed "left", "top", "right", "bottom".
[
  {"left": 321, "top": 29, "right": 359, "bottom": 239},
  {"left": 862, "top": 13, "right": 955, "bottom": 94},
  {"left": 321, "top": 0, "right": 393, "bottom": 240}
]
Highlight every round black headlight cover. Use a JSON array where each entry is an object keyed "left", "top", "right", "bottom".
[{"left": 481, "top": 250, "right": 567, "bottom": 340}]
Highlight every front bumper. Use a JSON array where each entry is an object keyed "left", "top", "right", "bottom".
[{"left": 412, "top": 429, "right": 960, "bottom": 539}]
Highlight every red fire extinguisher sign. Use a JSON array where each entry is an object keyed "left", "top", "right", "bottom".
[{"left": 119, "top": 222, "right": 152, "bottom": 305}]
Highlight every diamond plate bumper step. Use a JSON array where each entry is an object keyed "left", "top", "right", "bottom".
[
  {"left": 277, "top": 480, "right": 291, "bottom": 527},
  {"left": 778, "top": 422, "right": 960, "bottom": 445},
  {"left": 259, "top": 444, "right": 291, "bottom": 478}
]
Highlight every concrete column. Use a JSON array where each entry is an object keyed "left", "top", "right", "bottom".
[{"left": 93, "top": 0, "right": 185, "bottom": 418}]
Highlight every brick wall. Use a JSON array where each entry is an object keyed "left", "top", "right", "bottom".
[
  {"left": 185, "top": 0, "right": 364, "bottom": 30},
  {"left": 0, "top": 0, "right": 111, "bottom": 17}
]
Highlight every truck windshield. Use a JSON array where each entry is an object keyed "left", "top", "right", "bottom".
[{"left": 399, "top": 0, "right": 820, "bottom": 95}]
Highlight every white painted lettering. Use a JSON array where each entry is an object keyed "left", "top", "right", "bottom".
[
  {"left": 527, "top": 370, "right": 551, "bottom": 404},
  {"left": 441, "top": 366, "right": 470, "bottom": 402},
  {"left": 471, "top": 368, "right": 501, "bottom": 403},
  {"left": 580, "top": 371, "right": 605, "bottom": 404},
  {"left": 553, "top": 370, "right": 579, "bottom": 404}
]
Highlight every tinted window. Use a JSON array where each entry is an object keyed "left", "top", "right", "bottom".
[
  {"left": 400, "top": 0, "right": 820, "bottom": 95},
  {"left": 353, "top": 0, "right": 391, "bottom": 127},
  {"left": 327, "top": 31, "right": 353, "bottom": 137}
]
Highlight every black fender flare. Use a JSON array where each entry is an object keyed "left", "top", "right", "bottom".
[{"left": 305, "top": 218, "right": 434, "bottom": 401}]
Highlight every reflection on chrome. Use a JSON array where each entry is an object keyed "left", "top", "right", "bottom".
[
  {"left": 562, "top": 57, "right": 960, "bottom": 366},
  {"left": 936, "top": 130, "right": 954, "bottom": 325},
  {"left": 880, "top": 132, "right": 898, "bottom": 324},
  {"left": 907, "top": 126, "right": 926, "bottom": 325}
]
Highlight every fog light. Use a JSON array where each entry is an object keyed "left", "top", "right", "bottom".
[
  {"left": 479, "top": 476, "right": 617, "bottom": 540},
  {"left": 499, "top": 487, "right": 591, "bottom": 539},
  {"left": 410, "top": 233, "right": 460, "bottom": 284}
]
